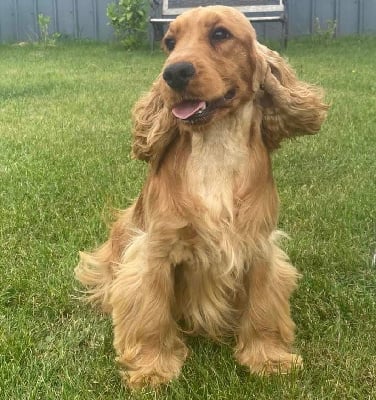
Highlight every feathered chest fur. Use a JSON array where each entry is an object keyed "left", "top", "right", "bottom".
[
  {"left": 145, "top": 100, "right": 275, "bottom": 278},
  {"left": 185, "top": 101, "right": 254, "bottom": 223}
]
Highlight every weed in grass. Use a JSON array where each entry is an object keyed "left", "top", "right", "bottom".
[
  {"left": 37, "top": 13, "right": 61, "bottom": 47},
  {"left": 312, "top": 17, "right": 337, "bottom": 45}
]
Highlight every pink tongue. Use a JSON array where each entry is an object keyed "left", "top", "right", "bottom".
[{"left": 172, "top": 100, "right": 205, "bottom": 120}]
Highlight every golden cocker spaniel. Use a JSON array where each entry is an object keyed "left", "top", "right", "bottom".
[{"left": 75, "top": 6, "right": 327, "bottom": 388}]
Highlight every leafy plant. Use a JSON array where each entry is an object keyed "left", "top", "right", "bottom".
[
  {"left": 312, "top": 17, "right": 337, "bottom": 44},
  {"left": 107, "top": 0, "right": 147, "bottom": 49},
  {"left": 37, "top": 13, "right": 61, "bottom": 46}
]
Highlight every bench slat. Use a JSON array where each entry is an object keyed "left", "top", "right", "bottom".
[
  {"left": 163, "top": 5, "right": 284, "bottom": 15},
  {"left": 150, "top": 1, "right": 288, "bottom": 50},
  {"left": 151, "top": 16, "right": 284, "bottom": 23}
]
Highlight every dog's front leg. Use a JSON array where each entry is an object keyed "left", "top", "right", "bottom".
[
  {"left": 109, "top": 233, "right": 187, "bottom": 388},
  {"left": 234, "top": 237, "right": 302, "bottom": 375}
]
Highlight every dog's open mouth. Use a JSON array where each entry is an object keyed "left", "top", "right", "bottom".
[{"left": 172, "top": 89, "right": 236, "bottom": 124}]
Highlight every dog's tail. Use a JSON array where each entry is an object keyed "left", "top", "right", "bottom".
[{"left": 75, "top": 242, "right": 115, "bottom": 313}]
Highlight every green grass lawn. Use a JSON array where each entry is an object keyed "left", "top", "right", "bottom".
[{"left": 0, "top": 37, "right": 375, "bottom": 399}]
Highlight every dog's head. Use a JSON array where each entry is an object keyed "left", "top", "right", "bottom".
[
  {"left": 132, "top": 6, "right": 328, "bottom": 162},
  {"left": 161, "top": 6, "right": 258, "bottom": 126}
]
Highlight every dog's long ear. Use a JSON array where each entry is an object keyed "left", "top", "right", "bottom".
[
  {"left": 132, "top": 75, "right": 178, "bottom": 164},
  {"left": 256, "top": 44, "right": 328, "bottom": 150}
]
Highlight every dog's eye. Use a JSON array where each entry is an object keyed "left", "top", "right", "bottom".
[
  {"left": 164, "top": 37, "right": 176, "bottom": 51},
  {"left": 211, "top": 27, "right": 231, "bottom": 42}
]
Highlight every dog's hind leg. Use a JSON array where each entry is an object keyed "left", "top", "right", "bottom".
[
  {"left": 234, "top": 233, "right": 302, "bottom": 374},
  {"left": 110, "top": 231, "right": 188, "bottom": 388}
]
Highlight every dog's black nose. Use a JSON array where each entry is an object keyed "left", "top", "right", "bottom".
[{"left": 163, "top": 62, "right": 195, "bottom": 91}]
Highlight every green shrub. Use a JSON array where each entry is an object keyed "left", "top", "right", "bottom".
[{"left": 107, "top": 0, "right": 147, "bottom": 49}]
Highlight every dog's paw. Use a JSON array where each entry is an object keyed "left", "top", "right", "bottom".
[
  {"left": 236, "top": 346, "right": 303, "bottom": 375},
  {"left": 118, "top": 344, "right": 188, "bottom": 389},
  {"left": 123, "top": 368, "right": 178, "bottom": 389},
  {"left": 252, "top": 352, "right": 303, "bottom": 375}
]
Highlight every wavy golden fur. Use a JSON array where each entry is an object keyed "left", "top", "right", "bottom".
[{"left": 75, "top": 6, "right": 327, "bottom": 389}]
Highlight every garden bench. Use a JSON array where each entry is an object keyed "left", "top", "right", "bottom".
[{"left": 150, "top": 0, "right": 288, "bottom": 50}]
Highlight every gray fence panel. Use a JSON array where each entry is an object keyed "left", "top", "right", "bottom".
[
  {"left": 77, "top": 0, "right": 96, "bottom": 39},
  {"left": 55, "top": 0, "right": 75, "bottom": 38},
  {"left": 97, "top": 0, "right": 113, "bottom": 41},
  {"left": 0, "top": 0, "right": 376, "bottom": 43},
  {"left": 364, "top": 0, "right": 376, "bottom": 33},
  {"left": 17, "top": 0, "right": 36, "bottom": 41},
  {"left": 337, "top": 0, "right": 359, "bottom": 35},
  {"left": 288, "top": 0, "right": 376, "bottom": 37},
  {"left": 0, "top": 0, "right": 15, "bottom": 42},
  {"left": 288, "top": 0, "right": 312, "bottom": 36}
]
